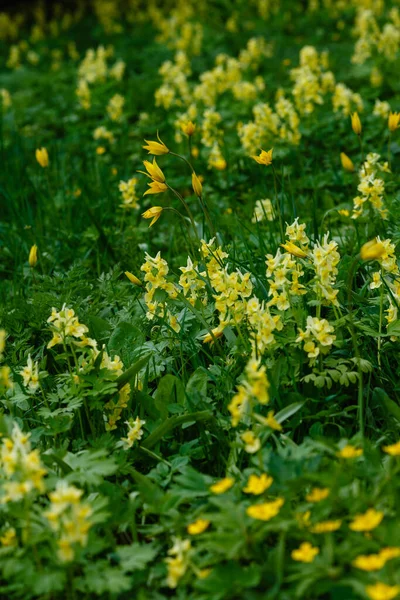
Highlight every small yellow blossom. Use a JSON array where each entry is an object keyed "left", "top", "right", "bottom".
[
  {"left": 140, "top": 158, "right": 166, "bottom": 183},
  {"left": 35, "top": 147, "right": 49, "bottom": 167},
  {"left": 360, "top": 239, "right": 386, "bottom": 261},
  {"left": 202, "top": 328, "right": 223, "bottom": 344},
  {"left": 252, "top": 148, "right": 273, "bottom": 166},
  {"left": 121, "top": 417, "right": 145, "bottom": 449},
  {"left": 337, "top": 445, "right": 363, "bottom": 459},
  {"left": 96, "top": 146, "right": 106, "bottom": 155},
  {"left": 382, "top": 441, "right": 400, "bottom": 456},
  {"left": 142, "top": 206, "right": 163, "bottom": 227},
  {"left": 292, "top": 542, "right": 319, "bottom": 563},
  {"left": 306, "top": 487, "right": 330, "bottom": 503},
  {"left": 241, "top": 431, "right": 261, "bottom": 453},
  {"left": 349, "top": 508, "right": 384, "bottom": 532},
  {"left": 125, "top": 271, "right": 142, "bottom": 286},
  {"left": 388, "top": 112, "right": 400, "bottom": 132},
  {"left": 182, "top": 121, "right": 196, "bottom": 136},
  {"left": 263, "top": 410, "right": 283, "bottom": 431},
  {"left": 310, "top": 519, "right": 342, "bottom": 533},
  {"left": 366, "top": 582, "right": 400, "bottom": 600},
  {"left": 246, "top": 498, "right": 284, "bottom": 521},
  {"left": 28, "top": 244, "right": 38, "bottom": 267},
  {"left": 143, "top": 134, "right": 169, "bottom": 155},
  {"left": 187, "top": 519, "right": 210, "bottom": 535},
  {"left": 340, "top": 152, "right": 355, "bottom": 172},
  {"left": 243, "top": 474, "right": 273, "bottom": 495},
  {"left": 352, "top": 553, "right": 386, "bottom": 571},
  {"left": 210, "top": 477, "right": 234, "bottom": 494},
  {"left": 379, "top": 547, "right": 400, "bottom": 561},
  {"left": 192, "top": 172, "right": 203, "bottom": 197},
  {"left": 0, "top": 527, "right": 17, "bottom": 547},
  {"left": 351, "top": 112, "right": 362, "bottom": 135},
  {"left": 338, "top": 209, "right": 350, "bottom": 216}
]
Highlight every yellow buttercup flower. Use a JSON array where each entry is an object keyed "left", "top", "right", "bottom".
[
  {"left": 352, "top": 553, "right": 386, "bottom": 571},
  {"left": 360, "top": 239, "right": 386, "bottom": 261},
  {"left": 243, "top": 474, "right": 273, "bottom": 495},
  {"left": 252, "top": 148, "right": 273, "bottom": 166},
  {"left": 187, "top": 518, "right": 210, "bottom": 535},
  {"left": 338, "top": 209, "right": 350, "bottom": 217},
  {"left": 192, "top": 172, "right": 203, "bottom": 197},
  {"left": 349, "top": 508, "right": 384, "bottom": 532},
  {"left": 383, "top": 441, "right": 400, "bottom": 456},
  {"left": 291, "top": 542, "right": 319, "bottom": 563},
  {"left": 182, "top": 121, "right": 196, "bottom": 136},
  {"left": 28, "top": 244, "right": 38, "bottom": 267},
  {"left": 142, "top": 207, "right": 163, "bottom": 227},
  {"left": 143, "top": 133, "right": 169, "bottom": 155},
  {"left": 246, "top": 498, "right": 284, "bottom": 521},
  {"left": 388, "top": 112, "right": 400, "bottom": 133},
  {"left": 351, "top": 112, "right": 362, "bottom": 135},
  {"left": 124, "top": 271, "right": 142, "bottom": 286},
  {"left": 365, "top": 582, "right": 400, "bottom": 600},
  {"left": 340, "top": 152, "right": 355, "bottom": 172},
  {"left": 337, "top": 444, "right": 363, "bottom": 459},
  {"left": 35, "top": 147, "right": 49, "bottom": 167},
  {"left": 281, "top": 241, "right": 308, "bottom": 258},
  {"left": 140, "top": 158, "right": 166, "bottom": 183},
  {"left": 306, "top": 487, "right": 330, "bottom": 503},
  {"left": 263, "top": 410, "right": 283, "bottom": 431},
  {"left": 96, "top": 146, "right": 106, "bottom": 155},
  {"left": 379, "top": 547, "right": 400, "bottom": 561},
  {"left": 309, "top": 519, "right": 342, "bottom": 533},
  {"left": 210, "top": 477, "right": 234, "bottom": 494}
]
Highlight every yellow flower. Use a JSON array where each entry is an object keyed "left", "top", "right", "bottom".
[
  {"left": 143, "top": 133, "right": 169, "bottom": 155},
  {"left": 365, "top": 582, "right": 400, "bottom": 600},
  {"left": 187, "top": 518, "right": 210, "bottom": 535},
  {"left": 125, "top": 271, "right": 142, "bottom": 286},
  {"left": 140, "top": 158, "right": 166, "bottom": 183},
  {"left": 379, "top": 547, "right": 400, "bottom": 561},
  {"left": 388, "top": 112, "right": 400, "bottom": 133},
  {"left": 142, "top": 206, "right": 163, "bottom": 227},
  {"left": 202, "top": 328, "right": 223, "bottom": 344},
  {"left": 383, "top": 441, "right": 400, "bottom": 456},
  {"left": 349, "top": 508, "right": 384, "bottom": 532},
  {"left": 246, "top": 498, "right": 284, "bottom": 521},
  {"left": 309, "top": 519, "right": 342, "bottom": 533},
  {"left": 96, "top": 146, "right": 106, "bottom": 155},
  {"left": 210, "top": 477, "right": 234, "bottom": 494},
  {"left": 351, "top": 112, "right": 362, "bottom": 135},
  {"left": 338, "top": 209, "right": 350, "bottom": 217},
  {"left": 281, "top": 241, "right": 308, "bottom": 258},
  {"left": 182, "top": 121, "right": 196, "bottom": 136},
  {"left": 252, "top": 148, "right": 273, "bottom": 166},
  {"left": 360, "top": 239, "right": 386, "bottom": 261},
  {"left": 243, "top": 473, "right": 273, "bottom": 495},
  {"left": 0, "top": 527, "right": 17, "bottom": 547},
  {"left": 340, "top": 152, "right": 355, "bottom": 172},
  {"left": 192, "top": 172, "right": 203, "bottom": 197},
  {"left": 263, "top": 410, "right": 283, "bottom": 431},
  {"left": 306, "top": 487, "right": 330, "bottom": 503},
  {"left": 337, "top": 444, "right": 363, "bottom": 459},
  {"left": 291, "top": 542, "right": 319, "bottom": 563},
  {"left": 28, "top": 244, "right": 38, "bottom": 267},
  {"left": 352, "top": 553, "right": 386, "bottom": 571},
  {"left": 35, "top": 147, "right": 49, "bottom": 167},
  {"left": 144, "top": 181, "right": 168, "bottom": 196}
]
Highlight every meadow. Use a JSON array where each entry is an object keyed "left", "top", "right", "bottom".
[{"left": 1, "top": 0, "right": 400, "bottom": 598}]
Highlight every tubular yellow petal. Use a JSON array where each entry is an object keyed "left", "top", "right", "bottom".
[
  {"left": 28, "top": 244, "right": 38, "bottom": 267},
  {"left": 192, "top": 172, "right": 203, "bottom": 197},
  {"left": 351, "top": 112, "right": 362, "bottom": 136}
]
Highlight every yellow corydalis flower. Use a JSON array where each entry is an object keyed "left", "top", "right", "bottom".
[
  {"left": 209, "top": 477, "right": 234, "bottom": 494},
  {"left": 187, "top": 518, "right": 210, "bottom": 535},
  {"left": 246, "top": 498, "right": 284, "bottom": 521},
  {"left": 182, "top": 121, "right": 196, "bottom": 136},
  {"left": 291, "top": 542, "right": 319, "bottom": 563},
  {"left": 349, "top": 508, "right": 384, "bottom": 532},
  {"left": 281, "top": 241, "right": 308, "bottom": 258},
  {"left": 360, "top": 239, "right": 385, "bottom": 261},
  {"left": 365, "top": 582, "right": 400, "bottom": 600},
  {"left": 143, "top": 133, "right": 169, "bottom": 155},
  {"left": 142, "top": 207, "right": 163, "bottom": 227},
  {"left": 243, "top": 473, "right": 273, "bottom": 495},
  {"left": 388, "top": 112, "right": 400, "bottom": 132},
  {"left": 351, "top": 112, "right": 362, "bottom": 136},
  {"left": 192, "top": 172, "right": 203, "bottom": 197},
  {"left": 340, "top": 152, "right": 355, "bottom": 172},
  {"left": 35, "top": 147, "right": 49, "bottom": 167},
  {"left": 28, "top": 244, "right": 38, "bottom": 267},
  {"left": 252, "top": 148, "right": 273, "bottom": 166},
  {"left": 124, "top": 271, "right": 142, "bottom": 286}
]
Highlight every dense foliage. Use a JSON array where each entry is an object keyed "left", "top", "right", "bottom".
[{"left": 1, "top": 1, "right": 400, "bottom": 598}]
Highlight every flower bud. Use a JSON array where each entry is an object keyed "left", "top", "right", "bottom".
[
  {"left": 29, "top": 244, "right": 38, "bottom": 267},
  {"left": 351, "top": 112, "right": 362, "bottom": 136},
  {"left": 192, "top": 172, "right": 203, "bottom": 197}
]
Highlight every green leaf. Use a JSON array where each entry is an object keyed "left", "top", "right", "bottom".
[
  {"left": 275, "top": 401, "right": 305, "bottom": 424},
  {"left": 117, "top": 543, "right": 158, "bottom": 571},
  {"left": 374, "top": 387, "right": 400, "bottom": 422},
  {"left": 116, "top": 353, "right": 152, "bottom": 390},
  {"left": 154, "top": 374, "right": 185, "bottom": 419}
]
